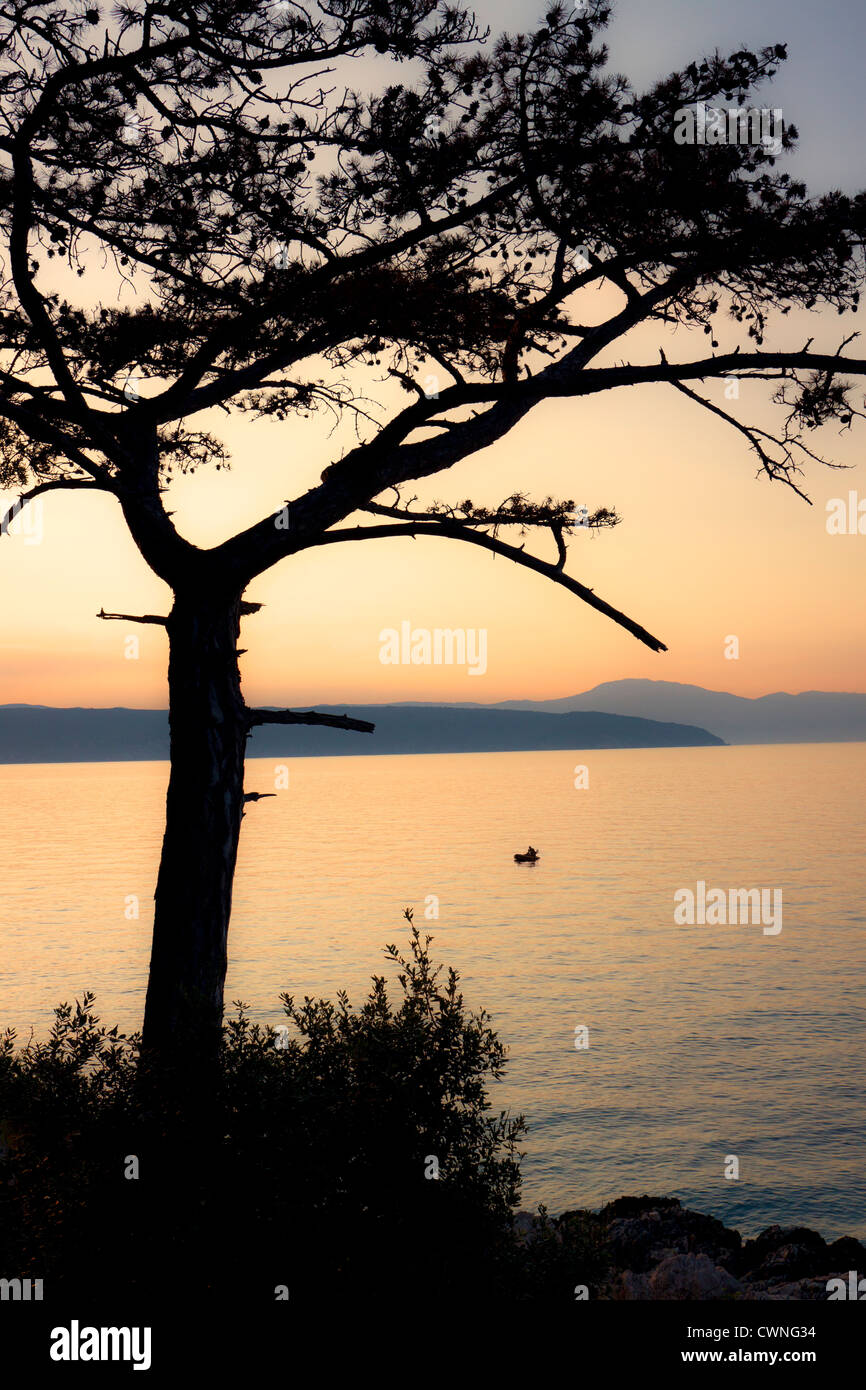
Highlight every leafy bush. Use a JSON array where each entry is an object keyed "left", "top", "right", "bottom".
[
  {"left": 0, "top": 913, "right": 550, "bottom": 1307},
  {"left": 509, "top": 1206, "right": 611, "bottom": 1303}
]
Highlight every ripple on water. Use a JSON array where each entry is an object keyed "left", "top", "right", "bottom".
[{"left": 0, "top": 744, "right": 864, "bottom": 1237}]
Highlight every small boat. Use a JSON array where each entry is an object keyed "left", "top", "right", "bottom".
[{"left": 514, "top": 846, "right": 540, "bottom": 864}]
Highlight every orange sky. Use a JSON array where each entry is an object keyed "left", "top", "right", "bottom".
[
  {"left": 2, "top": 0, "right": 865, "bottom": 708},
  {"left": 2, "top": 291, "right": 865, "bottom": 708}
]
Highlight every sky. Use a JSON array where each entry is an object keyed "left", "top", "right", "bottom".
[{"left": 1, "top": 0, "right": 865, "bottom": 708}]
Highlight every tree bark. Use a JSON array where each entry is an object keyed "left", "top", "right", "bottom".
[{"left": 141, "top": 588, "right": 247, "bottom": 1069}]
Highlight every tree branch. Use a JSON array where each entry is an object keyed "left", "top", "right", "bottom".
[
  {"left": 246, "top": 708, "right": 375, "bottom": 734},
  {"left": 149, "top": 177, "right": 525, "bottom": 423},
  {"left": 1, "top": 478, "right": 102, "bottom": 536},
  {"left": 309, "top": 517, "right": 667, "bottom": 653},
  {"left": 96, "top": 609, "right": 168, "bottom": 626},
  {"left": 0, "top": 395, "right": 112, "bottom": 482},
  {"left": 668, "top": 379, "right": 815, "bottom": 502}
]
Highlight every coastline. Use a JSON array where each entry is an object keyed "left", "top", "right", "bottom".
[{"left": 514, "top": 1196, "right": 866, "bottom": 1300}]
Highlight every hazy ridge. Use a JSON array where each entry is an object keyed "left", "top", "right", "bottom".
[
  {"left": 0, "top": 702, "right": 723, "bottom": 763},
  {"left": 3, "top": 679, "right": 864, "bottom": 762},
  {"left": 436, "top": 680, "right": 866, "bottom": 745}
]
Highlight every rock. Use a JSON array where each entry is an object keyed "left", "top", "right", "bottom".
[
  {"left": 739, "top": 1225, "right": 829, "bottom": 1281},
  {"left": 744, "top": 1244, "right": 826, "bottom": 1283},
  {"left": 600, "top": 1195, "right": 683, "bottom": 1221},
  {"left": 512, "top": 1210, "right": 541, "bottom": 1243},
  {"left": 600, "top": 1196, "right": 741, "bottom": 1273},
  {"left": 522, "top": 1196, "right": 865, "bottom": 1301},
  {"left": 744, "top": 1274, "right": 848, "bottom": 1301},
  {"left": 511, "top": 1208, "right": 575, "bottom": 1245},
  {"left": 826, "top": 1236, "right": 866, "bottom": 1268},
  {"left": 609, "top": 1269, "right": 651, "bottom": 1299},
  {"left": 733, "top": 1228, "right": 845, "bottom": 1278},
  {"left": 611, "top": 1253, "right": 744, "bottom": 1300}
]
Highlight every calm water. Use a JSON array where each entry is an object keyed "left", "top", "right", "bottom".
[{"left": 1, "top": 744, "right": 864, "bottom": 1238}]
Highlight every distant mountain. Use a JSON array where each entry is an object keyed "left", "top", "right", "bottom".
[
  {"left": 5, "top": 680, "right": 859, "bottom": 762},
  {"left": 476, "top": 680, "right": 866, "bottom": 745},
  {"left": 0, "top": 703, "right": 723, "bottom": 764}
]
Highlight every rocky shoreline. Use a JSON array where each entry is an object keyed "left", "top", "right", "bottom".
[{"left": 513, "top": 1195, "right": 866, "bottom": 1300}]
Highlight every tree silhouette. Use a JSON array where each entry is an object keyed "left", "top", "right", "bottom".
[{"left": 1, "top": 1, "right": 864, "bottom": 1066}]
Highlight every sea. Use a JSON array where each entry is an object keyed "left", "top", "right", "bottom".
[{"left": 1, "top": 742, "right": 864, "bottom": 1237}]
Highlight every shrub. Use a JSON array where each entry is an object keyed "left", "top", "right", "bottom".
[{"left": 0, "top": 913, "right": 531, "bottom": 1307}]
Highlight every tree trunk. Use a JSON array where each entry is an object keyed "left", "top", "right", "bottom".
[{"left": 141, "top": 589, "right": 247, "bottom": 1069}]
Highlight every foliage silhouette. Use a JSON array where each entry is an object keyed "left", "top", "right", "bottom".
[{"left": 0, "top": 917, "right": 607, "bottom": 1306}]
